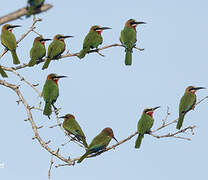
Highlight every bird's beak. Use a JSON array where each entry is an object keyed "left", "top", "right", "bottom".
[
  {"left": 152, "top": 106, "right": 160, "bottom": 111},
  {"left": 58, "top": 116, "right": 66, "bottom": 119},
  {"left": 134, "top": 21, "right": 146, "bottom": 25},
  {"left": 10, "top": 25, "right": 21, "bottom": 28},
  {"left": 113, "top": 136, "right": 119, "bottom": 143},
  {"left": 62, "top": 35, "right": 74, "bottom": 39},
  {"left": 194, "top": 87, "right": 206, "bottom": 90},
  {"left": 100, "top": 27, "right": 112, "bottom": 30},
  {"left": 56, "top": 75, "right": 67, "bottom": 79},
  {"left": 42, "top": 38, "right": 52, "bottom": 41}
]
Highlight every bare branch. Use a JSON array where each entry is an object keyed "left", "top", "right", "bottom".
[
  {"left": 0, "top": 4, "right": 52, "bottom": 25},
  {"left": 48, "top": 155, "right": 54, "bottom": 180}
]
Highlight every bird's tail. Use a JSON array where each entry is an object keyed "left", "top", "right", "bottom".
[
  {"left": 11, "top": 50, "right": 20, "bottom": 64},
  {"left": 28, "top": 58, "right": 36, "bottom": 67},
  {"left": 77, "top": 151, "right": 90, "bottom": 163},
  {"left": 176, "top": 114, "right": 185, "bottom": 130},
  {"left": 135, "top": 134, "right": 144, "bottom": 149},
  {"left": 42, "top": 58, "right": 51, "bottom": 70},
  {"left": 0, "top": 65, "right": 8, "bottom": 78},
  {"left": 78, "top": 47, "right": 89, "bottom": 59},
  {"left": 43, "top": 102, "right": 52, "bottom": 117},
  {"left": 125, "top": 48, "right": 132, "bottom": 66}
]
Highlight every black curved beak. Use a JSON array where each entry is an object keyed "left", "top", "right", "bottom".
[
  {"left": 153, "top": 106, "right": 160, "bottom": 111},
  {"left": 194, "top": 87, "right": 206, "bottom": 90},
  {"left": 10, "top": 25, "right": 21, "bottom": 28},
  {"left": 134, "top": 21, "right": 146, "bottom": 25},
  {"left": 56, "top": 75, "right": 67, "bottom": 79},
  {"left": 42, "top": 38, "right": 52, "bottom": 41},
  {"left": 113, "top": 136, "right": 119, "bottom": 143},
  {"left": 62, "top": 36, "right": 74, "bottom": 39},
  {"left": 58, "top": 115, "right": 67, "bottom": 119},
  {"left": 100, "top": 27, "right": 112, "bottom": 30}
]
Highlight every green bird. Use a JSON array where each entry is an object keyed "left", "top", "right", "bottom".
[
  {"left": 28, "top": 36, "right": 51, "bottom": 67},
  {"left": 59, "top": 114, "right": 88, "bottom": 148},
  {"left": 78, "top": 25, "right": 111, "bottom": 59},
  {"left": 120, "top": 19, "right": 146, "bottom": 65},
  {"left": 0, "top": 65, "right": 8, "bottom": 78},
  {"left": 77, "top": 127, "right": 118, "bottom": 163},
  {"left": 42, "top": 73, "right": 67, "bottom": 119},
  {"left": 177, "top": 86, "right": 205, "bottom": 130},
  {"left": 26, "top": 0, "right": 45, "bottom": 17},
  {"left": 135, "top": 106, "right": 160, "bottom": 149},
  {"left": 1, "top": 24, "right": 21, "bottom": 64},
  {"left": 42, "top": 34, "right": 73, "bottom": 70}
]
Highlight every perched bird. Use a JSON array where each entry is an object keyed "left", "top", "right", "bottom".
[
  {"left": 28, "top": 36, "right": 51, "bottom": 67},
  {"left": 177, "top": 86, "right": 205, "bottom": 130},
  {"left": 77, "top": 127, "right": 118, "bottom": 163},
  {"left": 42, "top": 73, "right": 67, "bottom": 119},
  {"left": 135, "top": 106, "right": 160, "bottom": 149},
  {"left": 1, "top": 24, "right": 21, "bottom": 64},
  {"left": 59, "top": 114, "right": 88, "bottom": 148},
  {"left": 26, "top": 0, "right": 45, "bottom": 17},
  {"left": 0, "top": 65, "right": 8, "bottom": 78},
  {"left": 78, "top": 25, "right": 111, "bottom": 59},
  {"left": 120, "top": 19, "right": 146, "bottom": 65},
  {"left": 42, "top": 34, "right": 73, "bottom": 70}
]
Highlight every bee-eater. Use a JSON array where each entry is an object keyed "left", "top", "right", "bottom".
[
  {"left": 77, "top": 127, "right": 118, "bottom": 163},
  {"left": 120, "top": 19, "right": 146, "bottom": 65},
  {"left": 78, "top": 25, "right": 111, "bottom": 59},
  {"left": 177, "top": 86, "right": 205, "bottom": 130},
  {"left": 135, "top": 106, "right": 160, "bottom": 149},
  {"left": 26, "top": 0, "right": 45, "bottom": 17},
  {"left": 0, "top": 65, "right": 8, "bottom": 78},
  {"left": 1, "top": 24, "right": 21, "bottom": 64},
  {"left": 42, "top": 34, "right": 73, "bottom": 70},
  {"left": 28, "top": 36, "right": 51, "bottom": 67},
  {"left": 59, "top": 114, "right": 88, "bottom": 148},
  {"left": 42, "top": 73, "right": 67, "bottom": 119}
]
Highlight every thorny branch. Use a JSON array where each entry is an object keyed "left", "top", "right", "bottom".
[{"left": 0, "top": 4, "right": 52, "bottom": 25}]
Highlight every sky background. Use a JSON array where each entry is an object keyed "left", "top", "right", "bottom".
[{"left": 0, "top": 0, "right": 208, "bottom": 179}]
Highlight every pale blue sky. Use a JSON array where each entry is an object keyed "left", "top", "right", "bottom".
[{"left": 1, "top": 0, "right": 208, "bottom": 179}]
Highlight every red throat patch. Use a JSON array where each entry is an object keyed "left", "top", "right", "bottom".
[
  {"left": 96, "top": 30, "right": 102, "bottom": 35},
  {"left": 53, "top": 78, "right": 58, "bottom": 85},
  {"left": 41, "top": 41, "right": 45, "bottom": 45},
  {"left": 132, "top": 24, "right": 137, "bottom": 30},
  {"left": 147, "top": 111, "right": 153, "bottom": 118},
  {"left": 8, "top": 28, "right": 12, "bottom": 32}
]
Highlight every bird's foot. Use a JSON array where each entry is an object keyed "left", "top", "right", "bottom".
[
  {"left": 145, "top": 130, "right": 152, "bottom": 134},
  {"left": 48, "top": 116, "right": 51, "bottom": 119}
]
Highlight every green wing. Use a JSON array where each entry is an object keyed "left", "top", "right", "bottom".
[
  {"left": 47, "top": 40, "right": 65, "bottom": 59},
  {"left": 179, "top": 92, "right": 196, "bottom": 114},
  {"left": 88, "top": 132, "right": 111, "bottom": 151},
  {"left": 83, "top": 31, "right": 102, "bottom": 49},
  {"left": 42, "top": 79, "right": 59, "bottom": 103},
  {"left": 30, "top": 42, "right": 46, "bottom": 60},
  {"left": 120, "top": 27, "right": 137, "bottom": 49},
  {"left": 137, "top": 114, "right": 154, "bottom": 135},
  {"left": 1, "top": 30, "right": 17, "bottom": 50}
]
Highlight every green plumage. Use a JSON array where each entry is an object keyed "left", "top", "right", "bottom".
[
  {"left": 1, "top": 27, "right": 20, "bottom": 64},
  {"left": 28, "top": 40, "right": 46, "bottom": 67},
  {"left": 62, "top": 115, "right": 88, "bottom": 148},
  {"left": 135, "top": 113, "right": 154, "bottom": 149},
  {"left": 26, "top": 0, "right": 45, "bottom": 17},
  {"left": 78, "top": 31, "right": 103, "bottom": 59},
  {"left": 177, "top": 92, "right": 196, "bottom": 130},
  {"left": 77, "top": 129, "right": 112, "bottom": 163},
  {"left": 42, "top": 78, "right": 59, "bottom": 117},
  {"left": 120, "top": 26, "right": 136, "bottom": 65},
  {"left": 0, "top": 65, "right": 8, "bottom": 78},
  {"left": 42, "top": 39, "right": 65, "bottom": 70}
]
